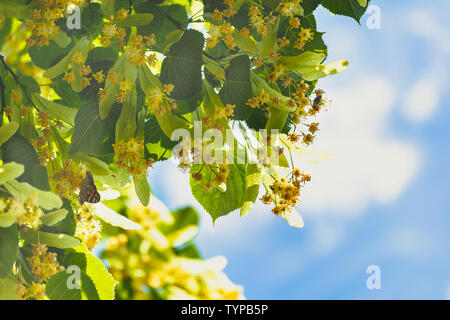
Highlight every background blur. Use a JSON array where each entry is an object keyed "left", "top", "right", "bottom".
[{"left": 148, "top": 0, "right": 450, "bottom": 299}]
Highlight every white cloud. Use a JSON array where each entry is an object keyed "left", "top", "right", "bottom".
[
  {"left": 402, "top": 76, "right": 441, "bottom": 123},
  {"left": 384, "top": 226, "right": 434, "bottom": 260},
  {"left": 310, "top": 220, "right": 345, "bottom": 254},
  {"left": 296, "top": 77, "right": 420, "bottom": 216},
  {"left": 401, "top": 8, "right": 449, "bottom": 123},
  {"left": 405, "top": 9, "right": 450, "bottom": 54}
]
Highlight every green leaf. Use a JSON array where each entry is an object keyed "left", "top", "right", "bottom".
[
  {"left": 321, "top": 0, "right": 370, "bottom": 23},
  {"left": 144, "top": 115, "right": 177, "bottom": 162},
  {"left": 0, "top": 214, "right": 15, "bottom": 228},
  {"left": 156, "top": 111, "right": 191, "bottom": 141},
  {"left": 71, "top": 245, "right": 117, "bottom": 300},
  {"left": 18, "top": 75, "right": 40, "bottom": 94},
  {"left": 69, "top": 101, "right": 121, "bottom": 156},
  {"left": 190, "top": 164, "right": 246, "bottom": 222},
  {"left": 240, "top": 163, "right": 261, "bottom": 217},
  {"left": 0, "top": 18, "right": 12, "bottom": 47},
  {"left": 139, "top": 65, "right": 191, "bottom": 138},
  {"left": 357, "top": 0, "right": 368, "bottom": 7},
  {"left": 163, "top": 29, "right": 184, "bottom": 51},
  {"left": 1, "top": 133, "right": 40, "bottom": 176},
  {"left": 99, "top": 54, "right": 137, "bottom": 120},
  {"left": 31, "top": 94, "right": 78, "bottom": 126},
  {"left": 202, "top": 79, "right": 224, "bottom": 119},
  {"left": 22, "top": 229, "right": 80, "bottom": 249},
  {"left": 203, "top": 54, "right": 225, "bottom": 81},
  {"left": 50, "top": 125, "right": 70, "bottom": 157},
  {"left": 133, "top": 172, "right": 150, "bottom": 207},
  {"left": 94, "top": 203, "right": 141, "bottom": 230},
  {"left": 45, "top": 264, "right": 100, "bottom": 300},
  {"left": 116, "top": 13, "right": 154, "bottom": 27},
  {"left": 160, "top": 207, "right": 199, "bottom": 247},
  {"left": 174, "top": 92, "right": 203, "bottom": 115},
  {"left": 278, "top": 13, "right": 327, "bottom": 57},
  {"left": 135, "top": 3, "right": 188, "bottom": 52},
  {"left": 0, "top": 2, "right": 30, "bottom": 19},
  {"left": 0, "top": 162, "right": 24, "bottom": 184},
  {"left": 138, "top": 64, "right": 162, "bottom": 91},
  {"left": 160, "top": 30, "right": 205, "bottom": 100},
  {"left": 257, "top": 19, "right": 278, "bottom": 57},
  {"left": 71, "top": 153, "right": 111, "bottom": 176},
  {"left": 48, "top": 199, "right": 76, "bottom": 236},
  {"left": 233, "top": 32, "right": 257, "bottom": 55},
  {"left": 53, "top": 29, "right": 71, "bottom": 48},
  {"left": 0, "top": 276, "right": 18, "bottom": 299},
  {"left": 1, "top": 133, "right": 50, "bottom": 190},
  {"left": 115, "top": 88, "right": 137, "bottom": 143},
  {"left": 250, "top": 72, "right": 294, "bottom": 112},
  {"left": 266, "top": 107, "right": 289, "bottom": 131},
  {"left": 280, "top": 52, "right": 348, "bottom": 81},
  {"left": 40, "top": 209, "right": 68, "bottom": 226},
  {"left": 49, "top": 75, "right": 82, "bottom": 107},
  {"left": 301, "top": 0, "right": 321, "bottom": 15},
  {"left": 0, "top": 225, "right": 18, "bottom": 277},
  {"left": 0, "top": 121, "right": 19, "bottom": 146},
  {"left": 220, "top": 55, "right": 252, "bottom": 120},
  {"left": 175, "top": 243, "right": 201, "bottom": 259},
  {"left": 42, "top": 36, "right": 89, "bottom": 78},
  {"left": 28, "top": 39, "right": 72, "bottom": 70},
  {"left": 56, "top": 2, "right": 103, "bottom": 40},
  {"left": 281, "top": 209, "right": 304, "bottom": 228},
  {"left": 45, "top": 271, "right": 81, "bottom": 300},
  {"left": 4, "top": 180, "right": 62, "bottom": 210}
]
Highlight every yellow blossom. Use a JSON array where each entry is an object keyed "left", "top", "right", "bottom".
[{"left": 92, "top": 70, "right": 105, "bottom": 83}]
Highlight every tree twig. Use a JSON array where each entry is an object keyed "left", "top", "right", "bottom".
[
  {"left": 0, "top": 69, "right": 7, "bottom": 125},
  {"left": 165, "top": 12, "right": 184, "bottom": 30}
]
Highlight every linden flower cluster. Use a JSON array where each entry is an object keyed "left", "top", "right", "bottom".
[
  {"left": 75, "top": 203, "right": 102, "bottom": 251},
  {"left": 261, "top": 168, "right": 311, "bottom": 215},
  {"left": 0, "top": 196, "right": 42, "bottom": 229},
  {"left": 25, "top": 0, "right": 83, "bottom": 47},
  {"left": 116, "top": 79, "right": 134, "bottom": 103},
  {"left": 126, "top": 34, "right": 157, "bottom": 66},
  {"left": 27, "top": 244, "right": 64, "bottom": 283},
  {"left": 206, "top": 0, "right": 241, "bottom": 50},
  {"left": 198, "top": 103, "right": 236, "bottom": 133},
  {"left": 16, "top": 282, "right": 47, "bottom": 300},
  {"left": 51, "top": 159, "right": 86, "bottom": 201},
  {"left": 267, "top": 63, "right": 287, "bottom": 83},
  {"left": 30, "top": 110, "right": 54, "bottom": 165},
  {"left": 3, "top": 88, "right": 33, "bottom": 126},
  {"left": 246, "top": 88, "right": 274, "bottom": 118},
  {"left": 102, "top": 198, "right": 244, "bottom": 300},
  {"left": 113, "top": 138, "right": 154, "bottom": 176},
  {"left": 145, "top": 84, "right": 178, "bottom": 117},
  {"left": 63, "top": 51, "right": 106, "bottom": 89},
  {"left": 290, "top": 86, "right": 328, "bottom": 146},
  {"left": 100, "top": 9, "right": 128, "bottom": 47},
  {"left": 98, "top": 71, "right": 136, "bottom": 103},
  {"left": 191, "top": 164, "right": 232, "bottom": 194}
]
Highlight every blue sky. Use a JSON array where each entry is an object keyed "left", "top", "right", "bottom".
[{"left": 148, "top": 0, "right": 450, "bottom": 299}]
